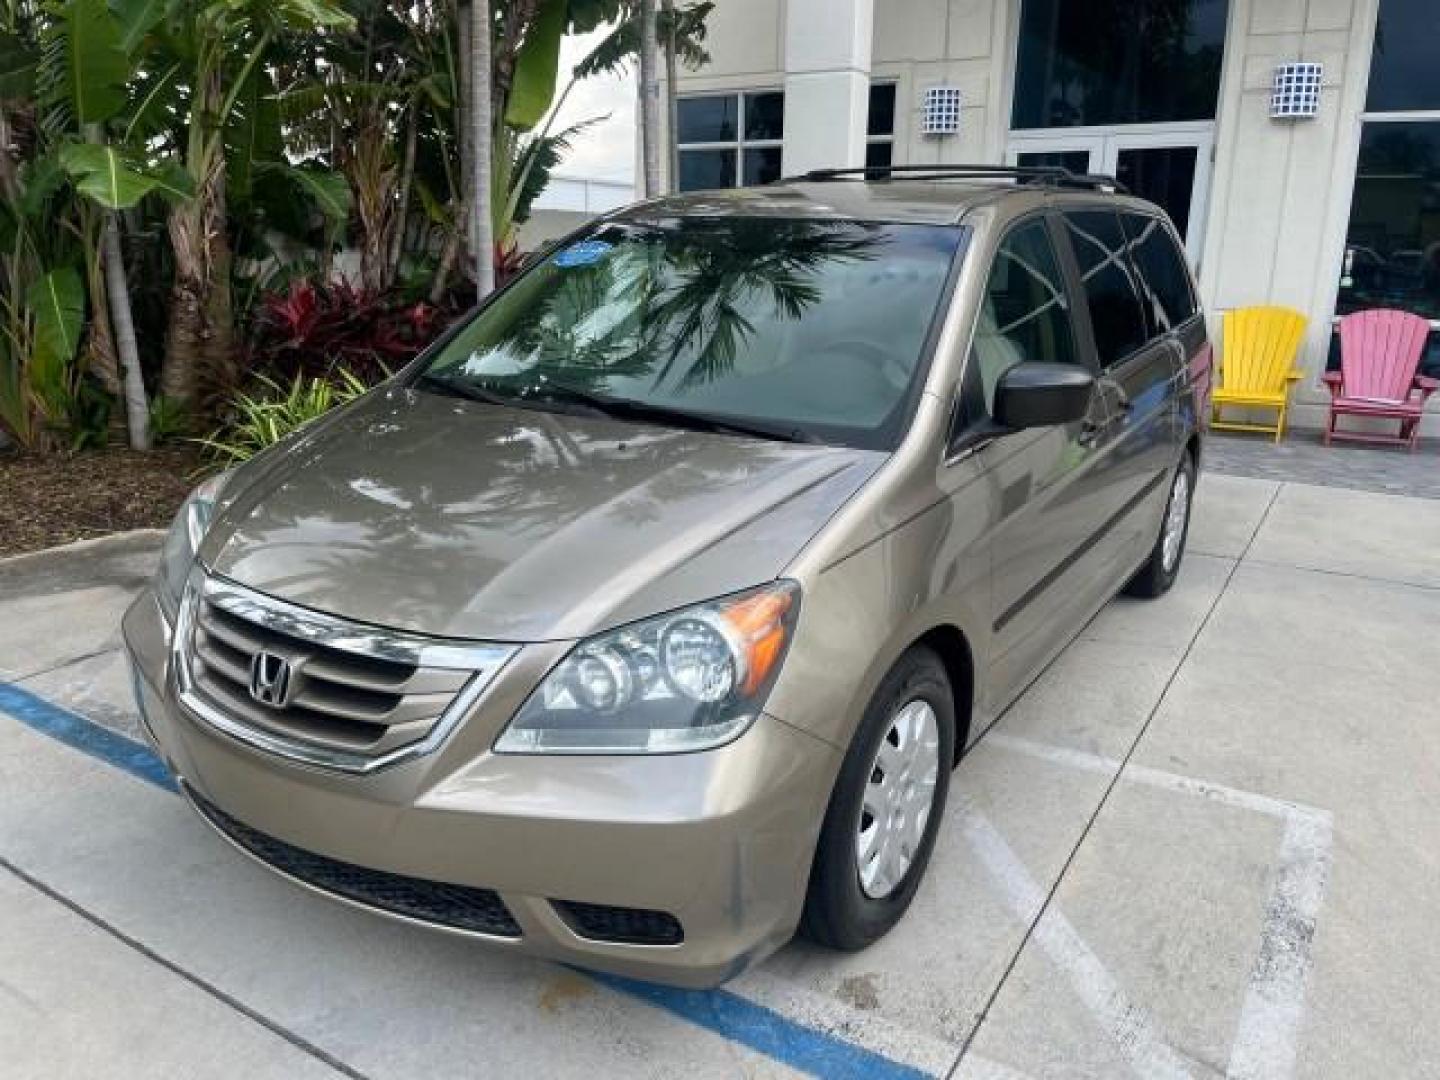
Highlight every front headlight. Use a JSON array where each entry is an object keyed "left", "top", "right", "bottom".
[
  {"left": 156, "top": 470, "right": 233, "bottom": 620},
  {"left": 494, "top": 581, "right": 801, "bottom": 754}
]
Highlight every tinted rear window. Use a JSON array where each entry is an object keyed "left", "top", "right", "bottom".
[
  {"left": 1063, "top": 210, "right": 1149, "bottom": 367},
  {"left": 1122, "top": 212, "right": 1197, "bottom": 333}
]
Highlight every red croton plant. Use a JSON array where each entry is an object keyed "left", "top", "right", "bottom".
[
  {"left": 247, "top": 281, "right": 469, "bottom": 385},
  {"left": 248, "top": 245, "right": 530, "bottom": 388}
]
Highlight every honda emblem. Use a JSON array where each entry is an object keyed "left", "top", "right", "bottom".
[{"left": 249, "top": 651, "right": 293, "bottom": 708}]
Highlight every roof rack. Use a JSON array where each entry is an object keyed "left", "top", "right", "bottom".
[{"left": 786, "top": 164, "right": 1129, "bottom": 194}]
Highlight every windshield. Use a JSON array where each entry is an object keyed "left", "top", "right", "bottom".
[{"left": 415, "top": 216, "right": 964, "bottom": 449}]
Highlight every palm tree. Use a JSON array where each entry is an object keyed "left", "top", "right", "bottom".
[
  {"left": 637, "top": 0, "right": 660, "bottom": 198},
  {"left": 661, "top": 0, "right": 678, "bottom": 191},
  {"left": 437, "top": 0, "right": 623, "bottom": 301},
  {"left": 157, "top": 0, "right": 354, "bottom": 414},
  {"left": 572, "top": 1, "right": 712, "bottom": 195},
  {"left": 276, "top": 2, "right": 421, "bottom": 291},
  {"left": 471, "top": 0, "right": 496, "bottom": 298}
]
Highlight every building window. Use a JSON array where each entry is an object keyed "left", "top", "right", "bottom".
[
  {"left": 1336, "top": 0, "right": 1440, "bottom": 375},
  {"left": 1012, "top": 0, "right": 1230, "bottom": 128},
  {"left": 1340, "top": 124, "right": 1440, "bottom": 324},
  {"left": 1365, "top": 0, "right": 1440, "bottom": 113},
  {"left": 676, "top": 91, "right": 783, "bottom": 192},
  {"left": 867, "top": 82, "right": 896, "bottom": 169}
]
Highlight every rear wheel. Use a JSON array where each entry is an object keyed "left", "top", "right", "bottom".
[
  {"left": 801, "top": 647, "right": 955, "bottom": 950},
  {"left": 1124, "top": 451, "right": 1195, "bottom": 599}
]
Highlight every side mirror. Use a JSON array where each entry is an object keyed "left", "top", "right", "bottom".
[{"left": 993, "top": 363, "right": 1094, "bottom": 430}]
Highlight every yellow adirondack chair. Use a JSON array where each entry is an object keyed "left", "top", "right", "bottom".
[{"left": 1211, "top": 306, "right": 1308, "bottom": 442}]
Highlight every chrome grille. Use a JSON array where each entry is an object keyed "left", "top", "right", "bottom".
[{"left": 174, "top": 574, "right": 517, "bottom": 773}]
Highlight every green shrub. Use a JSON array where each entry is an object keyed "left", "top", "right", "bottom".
[
  {"left": 63, "top": 378, "right": 113, "bottom": 452},
  {"left": 147, "top": 396, "right": 191, "bottom": 443},
  {"left": 200, "top": 370, "right": 368, "bottom": 467}
]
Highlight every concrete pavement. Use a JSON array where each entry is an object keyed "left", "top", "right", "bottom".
[{"left": 3, "top": 470, "right": 1439, "bottom": 1078}]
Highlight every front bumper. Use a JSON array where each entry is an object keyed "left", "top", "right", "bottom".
[{"left": 123, "top": 588, "right": 840, "bottom": 987}]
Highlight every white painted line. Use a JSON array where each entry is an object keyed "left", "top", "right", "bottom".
[
  {"left": 1226, "top": 808, "right": 1334, "bottom": 1080},
  {"left": 724, "top": 967, "right": 1044, "bottom": 1079},
  {"left": 961, "top": 810, "right": 1196, "bottom": 1080},
  {"left": 986, "top": 734, "right": 1316, "bottom": 820},
  {"left": 978, "top": 734, "right": 1334, "bottom": 1080},
  {"left": 731, "top": 968, "right": 964, "bottom": 1077}
]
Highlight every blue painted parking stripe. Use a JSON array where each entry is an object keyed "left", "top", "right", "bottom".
[
  {"left": 586, "top": 971, "right": 932, "bottom": 1080},
  {"left": 0, "top": 682, "right": 176, "bottom": 792},
  {"left": 0, "top": 682, "right": 936, "bottom": 1079}
]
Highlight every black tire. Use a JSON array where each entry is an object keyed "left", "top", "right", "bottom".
[
  {"left": 1124, "top": 451, "right": 1196, "bottom": 599},
  {"left": 800, "top": 647, "right": 956, "bottom": 951}
]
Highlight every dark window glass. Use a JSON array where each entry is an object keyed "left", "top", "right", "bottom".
[
  {"left": 1367, "top": 0, "right": 1440, "bottom": 112},
  {"left": 420, "top": 220, "right": 964, "bottom": 451},
  {"left": 744, "top": 92, "right": 784, "bottom": 140},
  {"left": 1016, "top": 150, "right": 1093, "bottom": 174},
  {"left": 1122, "top": 213, "right": 1197, "bottom": 333},
  {"left": 1338, "top": 123, "right": 1440, "bottom": 351},
  {"left": 677, "top": 96, "right": 736, "bottom": 143},
  {"left": 1012, "top": 0, "right": 1229, "bottom": 128},
  {"left": 1064, "top": 210, "right": 1149, "bottom": 366},
  {"left": 1115, "top": 145, "right": 1198, "bottom": 239},
  {"left": 967, "top": 219, "right": 1079, "bottom": 418},
  {"left": 742, "top": 146, "right": 783, "bottom": 186},
  {"left": 678, "top": 149, "right": 736, "bottom": 192},
  {"left": 866, "top": 141, "right": 893, "bottom": 169},
  {"left": 868, "top": 83, "right": 896, "bottom": 136}
]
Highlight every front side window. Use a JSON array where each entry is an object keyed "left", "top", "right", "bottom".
[
  {"left": 418, "top": 218, "right": 963, "bottom": 449},
  {"left": 677, "top": 92, "right": 784, "bottom": 192},
  {"left": 1012, "top": 0, "right": 1230, "bottom": 128},
  {"left": 964, "top": 218, "right": 1080, "bottom": 420},
  {"left": 1121, "top": 212, "right": 1197, "bottom": 333},
  {"left": 1064, "top": 210, "right": 1149, "bottom": 367}
]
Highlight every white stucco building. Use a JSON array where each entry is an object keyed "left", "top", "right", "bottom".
[
  {"left": 520, "top": 175, "right": 636, "bottom": 249},
  {"left": 661, "top": 0, "right": 1440, "bottom": 434}
]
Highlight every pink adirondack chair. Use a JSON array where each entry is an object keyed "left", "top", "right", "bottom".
[{"left": 1323, "top": 309, "right": 1438, "bottom": 451}]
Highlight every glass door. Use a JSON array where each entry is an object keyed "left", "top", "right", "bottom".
[
  {"left": 1010, "top": 135, "right": 1104, "bottom": 179},
  {"left": 1007, "top": 126, "right": 1213, "bottom": 261},
  {"left": 1109, "top": 129, "right": 1213, "bottom": 254}
]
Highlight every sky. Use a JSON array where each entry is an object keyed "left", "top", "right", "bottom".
[{"left": 544, "top": 26, "right": 638, "bottom": 189}]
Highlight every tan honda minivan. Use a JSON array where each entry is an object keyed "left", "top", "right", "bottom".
[{"left": 123, "top": 166, "right": 1211, "bottom": 987}]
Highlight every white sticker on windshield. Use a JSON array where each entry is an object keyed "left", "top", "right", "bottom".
[{"left": 553, "top": 240, "right": 613, "bottom": 268}]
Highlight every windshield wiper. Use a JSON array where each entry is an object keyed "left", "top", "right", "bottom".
[
  {"left": 418, "top": 373, "right": 821, "bottom": 444},
  {"left": 521, "top": 381, "right": 821, "bottom": 445},
  {"left": 414, "top": 373, "right": 514, "bottom": 407}
]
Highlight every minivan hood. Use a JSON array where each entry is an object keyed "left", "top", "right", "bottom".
[{"left": 205, "top": 389, "right": 885, "bottom": 642}]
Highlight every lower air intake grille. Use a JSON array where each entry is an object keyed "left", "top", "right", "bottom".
[
  {"left": 553, "top": 899, "right": 684, "bottom": 946},
  {"left": 187, "top": 788, "right": 521, "bottom": 938}
]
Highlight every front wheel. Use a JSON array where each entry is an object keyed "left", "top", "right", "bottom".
[
  {"left": 1124, "top": 452, "right": 1196, "bottom": 599},
  {"left": 800, "top": 647, "right": 955, "bottom": 950}
]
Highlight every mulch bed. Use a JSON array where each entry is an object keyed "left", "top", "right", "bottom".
[{"left": 0, "top": 446, "right": 203, "bottom": 559}]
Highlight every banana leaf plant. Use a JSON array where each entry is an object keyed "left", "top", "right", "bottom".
[
  {"left": 0, "top": 0, "right": 177, "bottom": 449},
  {"left": 136, "top": 0, "right": 355, "bottom": 413}
]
